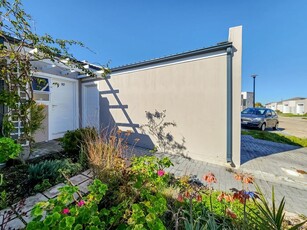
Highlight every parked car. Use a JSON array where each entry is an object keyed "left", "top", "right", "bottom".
[{"left": 241, "top": 108, "right": 279, "bottom": 131}]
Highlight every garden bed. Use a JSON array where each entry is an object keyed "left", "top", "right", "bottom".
[{"left": 0, "top": 150, "right": 86, "bottom": 210}]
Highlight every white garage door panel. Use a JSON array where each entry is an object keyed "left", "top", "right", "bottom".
[
  {"left": 51, "top": 80, "right": 77, "bottom": 139},
  {"left": 297, "top": 104, "right": 304, "bottom": 115}
]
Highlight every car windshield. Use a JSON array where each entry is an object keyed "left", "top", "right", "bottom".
[{"left": 242, "top": 108, "right": 266, "bottom": 115}]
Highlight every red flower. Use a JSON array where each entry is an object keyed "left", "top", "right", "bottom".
[
  {"left": 157, "top": 170, "right": 165, "bottom": 177},
  {"left": 196, "top": 194, "right": 202, "bottom": 202},
  {"left": 233, "top": 190, "right": 249, "bottom": 204},
  {"left": 203, "top": 172, "right": 217, "bottom": 184},
  {"left": 77, "top": 200, "right": 85, "bottom": 207},
  {"left": 177, "top": 194, "right": 184, "bottom": 202},
  {"left": 226, "top": 208, "right": 237, "bottom": 219},
  {"left": 62, "top": 208, "right": 70, "bottom": 214}
]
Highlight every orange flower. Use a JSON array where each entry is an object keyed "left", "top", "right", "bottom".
[
  {"left": 224, "top": 194, "right": 234, "bottom": 203},
  {"left": 196, "top": 194, "right": 202, "bottom": 202},
  {"left": 203, "top": 172, "right": 217, "bottom": 184},
  {"left": 184, "top": 191, "right": 190, "bottom": 198},
  {"left": 217, "top": 192, "right": 225, "bottom": 202},
  {"left": 234, "top": 173, "right": 243, "bottom": 181},
  {"left": 243, "top": 175, "right": 254, "bottom": 184},
  {"left": 226, "top": 208, "right": 237, "bottom": 219}
]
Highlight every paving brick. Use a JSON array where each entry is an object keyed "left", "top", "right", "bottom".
[
  {"left": 70, "top": 174, "right": 89, "bottom": 185},
  {"left": 3, "top": 218, "right": 25, "bottom": 230},
  {"left": 0, "top": 208, "right": 16, "bottom": 225},
  {"left": 12, "top": 193, "right": 48, "bottom": 215},
  {"left": 81, "top": 169, "right": 93, "bottom": 178},
  {"left": 43, "top": 183, "right": 65, "bottom": 199},
  {"left": 78, "top": 179, "right": 93, "bottom": 194}
]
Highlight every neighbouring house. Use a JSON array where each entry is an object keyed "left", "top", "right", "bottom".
[
  {"left": 266, "top": 97, "right": 307, "bottom": 114},
  {"left": 241, "top": 92, "right": 253, "bottom": 110},
  {"left": 0, "top": 26, "right": 243, "bottom": 166}
]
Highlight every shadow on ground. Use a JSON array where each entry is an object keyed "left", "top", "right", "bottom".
[{"left": 240, "top": 135, "right": 301, "bottom": 164}]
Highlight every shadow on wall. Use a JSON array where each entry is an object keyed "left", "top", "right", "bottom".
[{"left": 93, "top": 78, "right": 188, "bottom": 157}]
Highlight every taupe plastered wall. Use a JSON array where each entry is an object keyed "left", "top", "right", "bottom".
[{"left": 97, "top": 52, "right": 230, "bottom": 165}]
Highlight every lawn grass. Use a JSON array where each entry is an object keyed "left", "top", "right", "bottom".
[
  {"left": 276, "top": 111, "right": 307, "bottom": 117},
  {"left": 241, "top": 130, "right": 307, "bottom": 147}
]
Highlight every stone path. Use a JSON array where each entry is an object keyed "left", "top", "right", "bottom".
[{"left": 0, "top": 170, "right": 93, "bottom": 229}]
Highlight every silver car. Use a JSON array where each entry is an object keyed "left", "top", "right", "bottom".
[{"left": 241, "top": 108, "right": 279, "bottom": 131}]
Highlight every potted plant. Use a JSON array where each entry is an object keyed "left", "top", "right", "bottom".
[{"left": 0, "top": 137, "right": 22, "bottom": 168}]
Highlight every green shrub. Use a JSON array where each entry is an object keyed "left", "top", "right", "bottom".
[
  {"left": 60, "top": 127, "right": 98, "bottom": 156},
  {"left": 28, "top": 159, "right": 82, "bottom": 184},
  {"left": 33, "top": 179, "right": 52, "bottom": 192},
  {"left": 0, "top": 137, "right": 22, "bottom": 163}
]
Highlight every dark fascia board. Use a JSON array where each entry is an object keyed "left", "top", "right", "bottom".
[{"left": 111, "top": 42, "right": 232, "bottom": 73}]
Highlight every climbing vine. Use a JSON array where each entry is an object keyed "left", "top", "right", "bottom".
[{"left": 0, "top": 0, "right": 109, "bottom": 147}]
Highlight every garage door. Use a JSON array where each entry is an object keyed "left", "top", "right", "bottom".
[
  {"left": 283, "top": 104, "right": 290, "bottom": 113},
  {"left": 50, "top": 79, "right": 78, "bottom": 139},
  {"left": 297, "top": 104, "right": 304, "bottom": 114}
]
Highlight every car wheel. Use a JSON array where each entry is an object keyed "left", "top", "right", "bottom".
[
  {"left": 273, "top": 122, "right": 279, "bottom": 130},
  {"left": 260, "top": 123, "right": 266, "bottom": 131}
]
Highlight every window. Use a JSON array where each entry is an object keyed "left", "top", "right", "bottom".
[
  {"left": 32, "top": 77, "right": 50, "bottom": 92},
  {"left": 32, "top": 76, "right": 50, "bottom": 101}
]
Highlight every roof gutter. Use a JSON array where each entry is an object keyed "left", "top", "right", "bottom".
[{"left": 226, "top": 47, "right": 233, "bottom": 163}]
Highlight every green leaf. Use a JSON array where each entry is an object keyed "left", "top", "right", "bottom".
[{"left": 74, "top": 224, "right": 83, "bottom": 230}]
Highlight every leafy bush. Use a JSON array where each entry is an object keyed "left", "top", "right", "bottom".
[
  {"left": 33, "top": 179, "right": 52, "bottom": 192},
  {"left": 27, "top": 179, "right": 108, "bottom": 230},
  {"left": 28, "top": 159, "right": 81, "bottom": 184},
  {"left": 0, "top": 137, "right": 22, "bottom": 163},
  {"left": 60, "top": 127, "right": 98, "bottom": 157}
]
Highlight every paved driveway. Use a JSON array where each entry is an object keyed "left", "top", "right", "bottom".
[
  {"left": 241, "top": 135, "right": 307, "bottom": 187},
  {"left": 274, "top": 116, "right": 307, "bottom": 138}
]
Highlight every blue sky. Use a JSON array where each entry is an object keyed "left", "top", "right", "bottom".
[{"left": 22, "top": 0, "right": 307, "bottom": 104}]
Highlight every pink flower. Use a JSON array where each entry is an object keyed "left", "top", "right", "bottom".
[
  {"left": 77, "top": 200, "right": 85, "bottom": 207},
  {"left": 157, "top": 170, "right": 165, "bottom": 177},
  {"left": 62, "top": 208, "right": 70, "bottom": 214}
]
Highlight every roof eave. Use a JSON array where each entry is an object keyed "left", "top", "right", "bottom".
[{"left": 111, "top": 42, "right": 232, "bottom": 73}]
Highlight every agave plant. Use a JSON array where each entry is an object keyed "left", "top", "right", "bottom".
[{"left": 251, "top": 184, "right": 306, "bottom": 230}]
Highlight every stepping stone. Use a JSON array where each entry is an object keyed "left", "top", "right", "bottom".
[
  {"left": 3, "top": 217, "right": 25, "bottom": 230},
  {"left": 20, "top": 210, "right": 46, "bottom": 224},
  {"left": 43, "top": 183, "right": 65, "bottom": 199},
  {"left": 82, "top": 169, "right": 93, "bottom": 178},
  {"left": 0, "top": 208, "right": 16, "bottom": 225},
  {"left": 78, "top": 179, "right": 93, "bottom": 194},
  {"left": 70, "top": 174, "right": 89, "bottom": 185},
  {"left": 12, "top": 193, "right": 48, "bottom": 215}
]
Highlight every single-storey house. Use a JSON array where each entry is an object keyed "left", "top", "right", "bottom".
[
  {"left": 1, "top": 26, "right": 242, "bottom": 166},
  {"left": 266, "top": 97, "right": 307, "bottom": 114}
]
